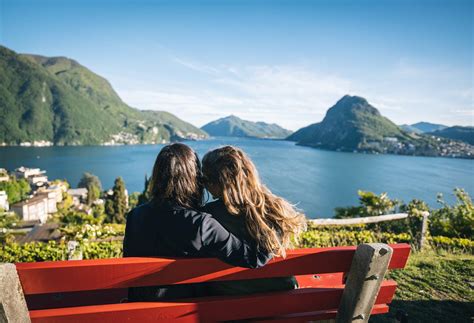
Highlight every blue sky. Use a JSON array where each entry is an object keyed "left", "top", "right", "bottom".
[{"left": 1, "top": 0, "right": 472, "bottom": 130}]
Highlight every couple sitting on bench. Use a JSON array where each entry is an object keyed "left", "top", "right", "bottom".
[{"left": 123, "top": 143, "right": 307, "bottom": 301}]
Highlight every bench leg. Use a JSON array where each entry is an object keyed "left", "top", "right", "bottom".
[
  {"left": 0, "top": 264, "right": 30, "bottom": 323},
  {"left": 336, "top": 243, "right": 393, "bottom": 323}
]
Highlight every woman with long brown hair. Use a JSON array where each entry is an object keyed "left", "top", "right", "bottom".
[
  {"left": 202, "top": 145, "right": 307, "bottom": 296},
  {"left": 123, "top": 143, "right": 271, "bottom": 301}
]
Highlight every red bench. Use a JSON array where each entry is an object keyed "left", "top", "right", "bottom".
[{"left": 1, "top": 243, "right": 410, "bottom": 322}]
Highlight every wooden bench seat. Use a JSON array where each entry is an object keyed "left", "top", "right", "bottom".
[{"left": 1, "top": 243, "right": 410, "bottom": 322}]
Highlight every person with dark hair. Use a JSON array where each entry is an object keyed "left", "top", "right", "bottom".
[{"left": 123, "top": 143, "right": 271, "bottom": 301}]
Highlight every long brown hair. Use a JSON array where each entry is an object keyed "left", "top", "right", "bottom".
[
  {"left": 202, "top": 146, "right": 306, "bottom": 257},
  {"left": 148, "top": 143, "right": 204, "bottom": 209}
]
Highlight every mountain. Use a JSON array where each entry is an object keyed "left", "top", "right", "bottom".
[
  {"left": 201, "top": 115, "right": 292, "bottom": 139},
  {"left": 400, "top": 122, "right": 447, "bottom": 134},
  {"left": 288, "top": 95, "right": 410, "bottom": 151},
  {"left": 429, "top": 126, "right": 474, "bottom": 145},
  {"left": 0, "top": 46, "right": 207, "bottom": 145},
  {"left": 399, "top": 124, "right": 423, "bottom": 133},
  {"left": 287, "top": 95, "right": 474, "bottom": 158}
]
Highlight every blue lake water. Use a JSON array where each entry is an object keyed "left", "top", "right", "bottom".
[{"left": 1, "top": 137, "right": 473, "bottom": 218}]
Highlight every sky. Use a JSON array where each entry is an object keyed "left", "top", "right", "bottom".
[{"left": 1, "top": 0, "right": 472, "bottom": 130}]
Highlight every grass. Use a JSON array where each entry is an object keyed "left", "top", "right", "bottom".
[{"left": 372, "top": 250, "right": 473, "bottom": 322}]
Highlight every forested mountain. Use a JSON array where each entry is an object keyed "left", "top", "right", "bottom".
[
  {"left": 288, "top": 95, "right": 474, "bottom": 158},
  {"left": 429, "top": 126, "right": 474, "bottom": 145},
  {"left": 400, "top": 122, "right": 447, "bottom": 134},
  {"left": 0, "top": 46, "right": 207, "bottom": 145},
  {"left": 201, "top": 115, "right": 292, "bottom": 139},
  {"left": 288, "top": 95, "right": 409, "bottom": 150}
]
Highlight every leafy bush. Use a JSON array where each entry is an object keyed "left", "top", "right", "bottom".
[
  {"left": 0, "top": 240, "right": 123, "bottom": 263},
  {"left": 299, "top": 225, "right": 472, "bottom": 253},
  {"left": 0, "top": 177, "right": 31, "bottom": 204},
  {"left": 299, "top": 226, "right": 412, "bottom": 249},
  {"left": 60, "top": 223, "right": 124, "bottom": 241},
  {"left": 429, "top": 189, "right": 473, "bottom": 239},
  {"left": 335, "top": 191, "right": 400, "bottom": 218},
  {"left": 428, "top": 236, "right": 473, "bottom": 253}
]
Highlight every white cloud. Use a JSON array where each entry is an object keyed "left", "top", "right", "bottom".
[
  {"left": 171, "top": 57, "right": 220, "bottom": 75},
  {"left": 116, "top": 56, "right": 474, "bottom": 130},
  {"left": 119, "top": 63, "right": 354, "bottom": 130}
]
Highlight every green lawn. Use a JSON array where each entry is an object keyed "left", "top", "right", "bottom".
[{"left": 372, "top": 250, "right": 473, "bottom": 322}]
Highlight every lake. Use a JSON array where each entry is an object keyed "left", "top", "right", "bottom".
[{"left": 1, "top": 137, "right": 473, "bottom": 218}]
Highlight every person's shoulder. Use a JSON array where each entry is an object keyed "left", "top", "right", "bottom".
[
  {"left": 203, "top": 199, "right": 226, "bottom": 213},
  {"left": 172, "top": 204, "right": 210, "bottom": 223},
  {"left": 127, "top": 202, "right": 153, "bottom": 222}
]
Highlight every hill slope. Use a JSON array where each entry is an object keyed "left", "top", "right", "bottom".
[
  {"left": 202, "top": 115, "right": 292, "bottom": 139},
  {"left": 429, "top": 126, "right": 474, "bottom": 145},
  {"left": 287, "top": 95, "right": 474, "bottom": 158},
  {"left": 288, "top": 95, "right": 410, "bottom": 151},
  {"left": 0, "top": 46, "right": 206, "bottom": 145}
]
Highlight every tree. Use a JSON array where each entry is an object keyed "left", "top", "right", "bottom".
[
  {"left": 78, "top": 173, "right": 102, "bottom": 205},
  {"left": 128, "top": 192, "right": 141, "bottom": 209},
  {"left": 137, "top": 175, "right": 151, "bottom": 205},
  {"left": 334, "top": 191, "right": 399, "bottom": 219},
  {"left": 0, "top": 178, "right": 31, "bottom": 204},
  {"left": 105, "top": 177, "right": 128, "bottom": 223}
]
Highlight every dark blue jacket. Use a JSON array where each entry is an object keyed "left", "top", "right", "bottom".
[
  {"left": 202, "top": 199, "right": 298, "bottom": 297},
  {"left": 123, "top": 199, "right": 271, "bottom": 301}
]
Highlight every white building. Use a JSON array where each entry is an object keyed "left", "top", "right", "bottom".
[
  {"left": 11, "top": 195, "right": 49, "bottom": 223},
  {"left": 36, "top": 191, "right": 59, "bottom": 214},
  {"left": 0, "top": 168, "right": 9, "bottom": 182},
  {"left": 15, "top": 167, "right": 48, "bottom": 187},
  {"left": 68, "top": 188, "right": 88, "bottom": 206},
  {"left": 0, "top": 190, "right": 9, "bottom": 211},
  {"left": 15, "top": 167, "right": 45, "bottom": 179}
]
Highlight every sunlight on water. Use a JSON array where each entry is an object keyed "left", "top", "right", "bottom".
[{"left": 1, "top": 137, "right": 473, "bottom": 218}]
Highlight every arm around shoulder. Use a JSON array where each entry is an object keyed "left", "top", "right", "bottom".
[{"left": 199, "top": 214, "right": 272, "bottom": 269}]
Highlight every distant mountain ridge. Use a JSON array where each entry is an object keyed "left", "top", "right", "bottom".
[
  {"left": 0, "top": 46, "right": 207, "bottom": 145},
  {"left": 429, "top": 126, "right": 474, "bottom": 145},
  {"left": 288, "top": 95, "right": 474, "bottom": 158},
  {"left": 201, "top": 115, "right": 292, "bottom": 139},
  {"left": 400, "top": 122, "right": 447, "bottom": 134}
]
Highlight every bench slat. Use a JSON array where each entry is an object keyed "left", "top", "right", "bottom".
[
  {"left": 253, "top": 304, "right": 389, "bottom": 322},
  {"left": 29, "top": 282, "right": 397, "bottom": 322},
  {"left": 17, "top": 244, "right": 410, "bottom": 295}
]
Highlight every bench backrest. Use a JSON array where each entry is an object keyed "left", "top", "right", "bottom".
[{"left": 11, "top": 243, "right": 410, "bottom": 322}]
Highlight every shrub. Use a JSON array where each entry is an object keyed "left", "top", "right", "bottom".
[
  {"left": 429, "top": 189, "right": 473, "bottom": 239},
  {"left": 0, "top": 240, "right": 123, "bottom": 263}
]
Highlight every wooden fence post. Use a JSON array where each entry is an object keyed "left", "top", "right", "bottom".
[
  {"left": 67, "top": 241, "right": 83, "bottom": 260},
  {"left": 0, "top": 263, "right": 30, "bottom": 323},
  {"left": 336, "top": 243, "right": 393, "bottom": 323},
  {"left": 419, "top": 211, "right": 429, "bottom": 250}
]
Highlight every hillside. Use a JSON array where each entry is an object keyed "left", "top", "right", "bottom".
[
  {"left": 288, "top": 95, "right": 410, "bottom": 151},
  {"left": 0, "top": 46, "right": 207, "bottom": 145},
  {"left": 201, "top": 115, "right": 292, "bottom": 139},
  {"left": 429, "top": 126, "right": 474, "bottom": 145},
  {"left": 400, "top": 122, "right": 447, "bottom": 134},
  {"left": 288, "top": 95, "right": 474, "bottom": 158}
]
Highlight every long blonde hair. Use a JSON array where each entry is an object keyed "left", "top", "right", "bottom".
[{"left": 202, "top": 146, "right": 307, "bottom": 257}]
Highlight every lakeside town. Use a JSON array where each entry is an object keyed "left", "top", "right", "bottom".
[
  {"left": 0, "top": 166, "right": 130, "bottom": 244},
  {"left": 357, "top": 135, "right": 474, "bottom": 158}
]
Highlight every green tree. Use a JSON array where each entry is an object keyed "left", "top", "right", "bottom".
[
  {"left": 0, "top": 178, "right": 31, "bottom": 204},
  {"left": 430, "top": 189, "right": 474, "bottom": 239},
  {"left": 78, "top": 173, "right": 102, "bottom": 205},
  {"left": 105, "top": 177, "right": 128, "bottom": 223},
  {"left": 334, "top": 191, "right": 399, "bottom": 218},
  {"left": 128, "top": 192, "right": 140, "bottom": 209}
]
